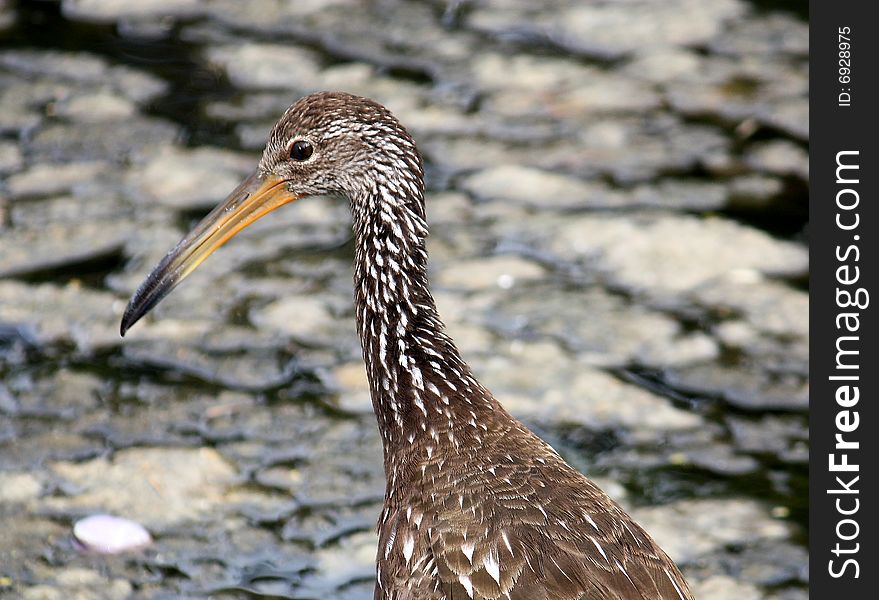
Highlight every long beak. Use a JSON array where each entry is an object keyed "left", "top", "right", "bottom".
[{"left": 120, "top": 170, "right": 298, "bottom": 336}]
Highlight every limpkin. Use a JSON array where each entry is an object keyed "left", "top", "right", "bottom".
[{"left": 121, "top": 92, "right": 694, "bottom": 600}]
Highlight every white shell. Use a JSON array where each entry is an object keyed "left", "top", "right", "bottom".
[{"left": 73, "top": 514, "right": 152, "bottom": 554}]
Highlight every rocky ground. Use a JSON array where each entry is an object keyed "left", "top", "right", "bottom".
[{"left": 0, "top": 1, "right": 807, "bottom": 598}]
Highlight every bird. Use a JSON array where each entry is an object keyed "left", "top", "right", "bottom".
[{"left": 121, "top": 91, "right": 694, "bottom": 600}]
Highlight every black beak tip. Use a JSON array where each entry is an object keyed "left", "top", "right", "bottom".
[
  {"left": 119, "top": 312, "right": 132, "bottom": 338},
  {"left": 120, "top": 300, "right": 144, "bottom": 338}
]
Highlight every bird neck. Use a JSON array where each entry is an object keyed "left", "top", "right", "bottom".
[{"left": 349, "top": 182, "right": 498, "bottom": 470}]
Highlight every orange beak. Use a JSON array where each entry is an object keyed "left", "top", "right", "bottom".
[{"left": 120, "top": 170, "right": 298, "bottom": 335}]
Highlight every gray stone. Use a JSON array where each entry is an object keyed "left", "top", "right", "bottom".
[
  {"left": 488, "top": 285, "right": 718, "bottom": 368},
  {"left": 0, "top": 471, "right": 42, "bottom": 503},
  {"left": 0, "top": 0, "right": 14, "bottom": 32},
  {"left": 549, "top": 214, "right": 808, "bottom": 298},
  {"left": 460, "top": 165, "right": 626, "bottom": 209},
  {"left": 434, "top": 255, "right": 545, "bottom": 291},
  {"left": 0, "top": 219, "right": 131, "bottom": 278},
  {"left": 668, "top": 362, "right": 808, "bottom": 411},
  {"left": 632, "top": 498, "right": 790, "bottom": 564},
  {"left": 691, "top": 271, "right": 808, "bottom": 340},
  {"left": 129, "top": 145, "right": 254, "bottom": 210},
  {"left": 5, "top": 161, "right": 109, "bottom": 199},
  {"left": 746, "top": 140, "right": 809, "bottom": 181},
  {"left": 0, "top": 280, "right": 122, "bottom": 352},
  {"left": 62, "top": 0, "right": 206, "bottom": 23},
  {"left": 21, "top": 568, "right": 133, "bottom": 600},
  {"left": 46, "top": 447, "right": 237, "bottom": 527},
  {"left": 691, "top": 576, "right": 761, "bottom": 600},
  {"left": 469, "top": 0, "right": 747, "bottom": 59},
  {"left": 53, "top": 91, "right": 137, "bottom": 123},
  {"left": 0, "top": 140, "right": 23, "bottom": 174},
  {"left": 206, "top": 44, "right": 323, "bottom": 91},
  {"left": 470, "top": 53, "right": 660, "bottom": 117},
  {"left": 516, "top": 365, "right": 702, "bottom": 436},
  {"left": 726, "top": 415, "right": 808, "bottom": 462},
  {"left": 629, "top": 179, "right": 729, "bottom": 211},
  {"left": 28, "top": 117, "right": 179, "bottom": 163}
]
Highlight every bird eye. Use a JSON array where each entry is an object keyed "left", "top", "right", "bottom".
[{"left": 289, "top": 140, "right": 313, "bottom": 161}]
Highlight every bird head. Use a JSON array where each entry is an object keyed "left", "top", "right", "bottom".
[{"left": 120, "top": 91, "right": 421, "bottom": 335}]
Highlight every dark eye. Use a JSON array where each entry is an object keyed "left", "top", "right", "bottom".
[{"left": 289, "top": 140, "right": 313, "bottom": 161}]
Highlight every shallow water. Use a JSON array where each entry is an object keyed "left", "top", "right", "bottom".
[{"left": 1, "top": 1, "right": 807, "bottom": 598}]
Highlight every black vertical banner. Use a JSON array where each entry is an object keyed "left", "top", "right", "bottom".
[{"left": 810, "top": 2, "right": 879, "bottom": 598}]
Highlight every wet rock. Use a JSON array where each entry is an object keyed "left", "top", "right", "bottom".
[
  {"left": 622, "top": 48, "right": 703, "bottom": 84},
  {"left": 489, "top": 285, "right": 716, "bottom": 368},
  {"left": 691, "top": 575, "right": 761, "bottom": 600},
  {"left": 461, "top": 164, "right": 625, "bottom": 209},
  {"left": 678, "top": 444, "right": 760, "bottom": 476},
  {"left": 570, "top": 116, "right": 730, "bottom": 184},
  {"left": 692, "top": 271, "right": 808, "bottom": 340},
  {"left": 0, "top": 140, "right": 23, "bottom": 174},
  {"left": 250, "top": 294, "right": 342, "bottom": 347},
  {"left": 62, "top": 0, "right": 206, "bottom": 23},
  {"left": 632, "top": 497, "right": 790, "bottom": 564},
  {"left": 129, "top": 145, "right": 254, "bottom": 210},
  {"left": 0, "top": 471, "right": 42, "bottom": 503},
  {"left": 735, "top": 540, "right": 808, "bottom": 586},
  {"left": 5, "top": 161, "right": 108, "bottom": 200},
  {"left": 121, "top": 335, "right": 301, "bottom": 390},
  {"left": 0, "top": 0, "right": 14, "bottom": 32},
  {"left": 709, "top": 12, "right": 808, "bottom": 59},
  {"left": 726, "top": 415, "right": 808, "bottom": 462},
  {"left": 205, "top": 90, "right": 298, "bottom": 123},
  {"left": 0, "top": 49, "right": 167, "bottom": 104},
  {"left": 746, "top": 140, "right": 809, "bottom": 181},
  {"left": 8, "top": 193, "right": 129, "bottom": 230},
  {"left": 3, "top": 368, "right": 102, "bottom": 421},
  {"left": 19, "top": 568, "right": 133, "bottom": 600},
  {"left": 667, "top": 362, "right": 808, "bottom": 411},
  {"left": 0, "top": 219, "right": 131, "bottom": 279},
  {"left": 313, "top": 530, "right": 377, "bottom": 591},
  {"left": 728, "top": 174, "right": 784, "bottom": 209},
  {"left": 47, "top": 447, "right": 237, "bottom": 527},
  {"left": 206, "top": 43, "right": 323, "bottom": 91},
  {"left": 549, "top": 213, "right": 807, "bottom": 298},
  {"left": 0, "top": 281, "right": 123, "bottom": 352},
  {"left": 470, "top": 53, "right": 660, "bottom": 117},
  {"left": 434, "top": 255, "right": 545, "bottom": 291},
  {"left": 53, "top": 91, "right": 137, "bottom": 123},
  {"left": 331, "top": 361, "right": 372, "bottom": 414},
  {"left": 0, "top": 86, "right": 43, "bottom": 135},
  {"left": 470, "top": 0, "right": 746, "bottom": 59},
  {"left": 629, "top": 179, "right": 729, "bottom": 211},
  {"left": 525, "top": 366, "right": 702, "bottom": 436},
  {"left": 28, "top": 116, "right": 179, "bottom": 163}
]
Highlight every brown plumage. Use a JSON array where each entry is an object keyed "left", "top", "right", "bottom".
[{"left": 121, "top": 91, "right": 694, "bottom": 600}]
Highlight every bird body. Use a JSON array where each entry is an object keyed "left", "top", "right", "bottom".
[{"left": 121, "top": 92, "right": 694, "bottom": 600}]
